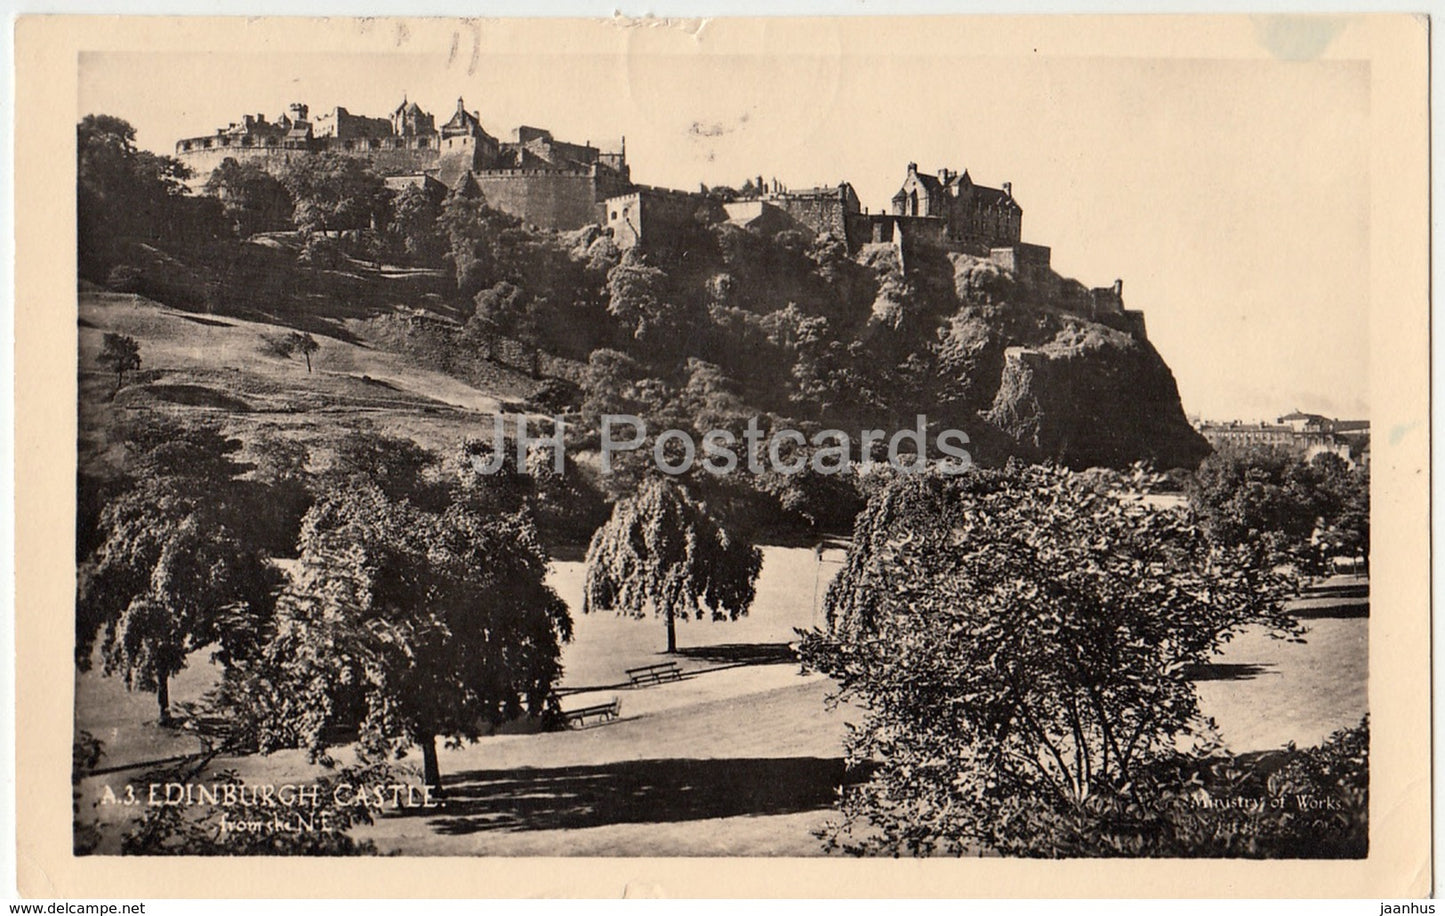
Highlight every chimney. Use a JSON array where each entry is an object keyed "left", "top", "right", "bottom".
[
  {"left": 1003, "top": 181, "right": 1013, "bottom": 197},
  {"left": 1113, "top": 279, "right": 1123, "bottom": 297},
  {"left": 907, "top": 161, "right": 918, "bottom": 175}
]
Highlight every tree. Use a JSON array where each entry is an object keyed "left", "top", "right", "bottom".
[
  {"left": 606, "top": 251, "right": 691, "bottom": 356},
  {"left": 203, "top": 157, "right": 293, "bottom": 237},
  {"left": 279, "top": 154, "right": 390, "bottom": 234},
  {"left": 286, "top": 331, "right": 320, "bottom": 373},
  {"left": 77, "top": 115, "right": 192, "bottom": 278},
  {"left": 77, "top": 419, "right": 280, "bottom": 723},
  {"left": 220, "top": 483, "right": 572, "bottom": 794},
  {"left": 797, "top": 465, "right": 1300, "bottom": 856},
  {"left": 584, "top": 477, "right": 761, "bottom": 653},
  {"left": 1311, "top": 453, "right": 1370, "bottom": 573},
  {"left": 97, "top": 333, "right": 141, "bottom": 392},
  {"left": 1186, "top": 443, "right": 1342, "bottom": 570},
  {"left": 327, "top": 431, "right": 438, "bottom": 506},
  {"left": 437, "top": 194, "right": 523, "bottom": 297},
  {"left": 387, "top": 183, "right": 446, "bottom": 264}
]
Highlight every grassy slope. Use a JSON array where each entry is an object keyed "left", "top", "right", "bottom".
[{"left": 79, "top": 290, "right": 544, "bottom": 473}]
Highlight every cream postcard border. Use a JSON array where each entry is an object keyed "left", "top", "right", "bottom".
[{"left": 14, "top": 14, "right": 1431, "bottom": 898}]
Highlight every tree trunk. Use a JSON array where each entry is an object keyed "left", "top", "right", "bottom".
[
  {"left": 420, "top": 734, "right": 443, "bottom": 797},
  {"left": 665, "top": 605, "right": 677, "bottom": 654},
  {"left": 156, "top": 676, "right": 172, "bottom": 726},
  {"left": 304, "top": 352, "right": 312, "bottom": 373}
]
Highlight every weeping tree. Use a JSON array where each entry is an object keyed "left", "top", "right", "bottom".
[
  {"left": 584, "top": 477, "right": 761, "bottom": 653},
  {"left": 219, "top": 482, "right": 572, "bottom": 795},
  {"left": 77, "top": 419, "right": 280, "bottom": 724}
]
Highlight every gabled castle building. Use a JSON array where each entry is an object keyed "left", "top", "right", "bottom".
[{"left": 175, "top": 97, "right": 629, "bottom": 232}]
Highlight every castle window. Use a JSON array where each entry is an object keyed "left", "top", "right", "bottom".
[
  {"left": 418, "top": 138, "right": 429, "bottom": 149},
  {"left": 611, "top": 211, "right": 618, "bottom": 220}
]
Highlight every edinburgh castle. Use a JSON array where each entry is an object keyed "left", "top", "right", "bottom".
[{"left": 177, "top": 96, "right": 1141, "bottom": 336}]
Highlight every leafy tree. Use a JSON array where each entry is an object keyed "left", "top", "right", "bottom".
[
  {"left": 77, "top": 419, "right": 281, "bottom": 723},
  {"left": 242, "top": 428, "right": 315, "bottom": 557},
  {"left": 1311, "top": 453, "right": 1370, "bottom": 573},
  {"left": 387, "top": 183, "right": 446, "bottom": 264},
  {"left": 470, "top": 281, "right": 529, "bottom": 343},
  {"left": 1186, "top": 443, "right": 1348, "bottom": 570},
  {"left": 203, "top": 157, "right": 293, "bottom": 237},
  {"left": 606, "top": 251, "right": 690, "bottom": 356},
  {"left": 97, "top": 333, "right": 141, "bottom": 392},
  {"left": 798, "top": 465, "right": 1300, "bottom": 856},
  {"left": 220, "top": 483, "right": 572, "bottom": 794},
  {"left": 437, "top": 195, "right": 523, "bottom": 297},
  {"left": 327, "top": 431, "right": 439, "bottom": 506},
  {"left": 77, "top": 115, "right": 192, "bottom": 278},
  {"left": 279, "top": 154, "right": 390, "bottom": 234},
  {"left": 286, "top": 331, "right": 320, "bottom": 373},
  {"left": 584, "top": 477, "right": 761, "bottom": 653}
]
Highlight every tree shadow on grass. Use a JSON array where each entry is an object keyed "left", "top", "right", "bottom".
[
  {"left": 1290, "top": 601, "right": 1370, "bottom": 620},
  {"left": 1184, "top": 662, "right": 1276, "bottom": 682},
  {"left": 411, "top": 756, "right": 856, "bottom": 835},
  {"left": 1301, "top": 583, "right": 1369, "bottom": 599},
  {"left": 674, "top": 643, "right": 799, "bottom": 666}
]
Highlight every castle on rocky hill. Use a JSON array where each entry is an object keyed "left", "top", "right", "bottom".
[{"left": 177, "top": 97, "right": 1143, "bottom": 337}]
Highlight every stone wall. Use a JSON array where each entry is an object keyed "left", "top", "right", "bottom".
[
  {"left": 471, "top": 171, "right": 609, "bottom": 231},
  {"left": 777, "top": 195, "right": 846, "bottom": 240},
  {"left": 607, "top": 187, "right": 720, "bottom": 251},
  {"left": 176, "top": 145, "right": 441, "bottom": 187}
]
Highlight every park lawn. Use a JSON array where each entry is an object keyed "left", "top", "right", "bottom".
[{"left": 76, "top": 556, "right": 1367, "bottom": 856}]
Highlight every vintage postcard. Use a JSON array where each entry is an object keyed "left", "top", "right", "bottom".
[{"left": 13, "top": 13, "right": 1431, "bottom": 898}]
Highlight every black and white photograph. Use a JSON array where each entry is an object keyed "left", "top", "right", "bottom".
[{"left": 11, "top": 11, "right": 1431, "bottom": 898}]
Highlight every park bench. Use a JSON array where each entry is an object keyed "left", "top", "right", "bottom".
[
  {"left": 561, "top": 698, "right": 620, "bottom": 728},
  {"left": 626, "top": 661, "right": 683, "bottom": 687}
]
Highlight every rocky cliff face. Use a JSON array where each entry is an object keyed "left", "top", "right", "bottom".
[{"left": 926, "top": 254, "right": 1209, "bottom": 470}]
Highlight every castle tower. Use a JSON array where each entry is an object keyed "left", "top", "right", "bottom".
[{"left": 390, "top": 96, "right": 434, "bottom": 138}]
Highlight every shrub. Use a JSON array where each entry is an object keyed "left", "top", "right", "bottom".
[
  {"left": 297, "top": 234, "right": 344, "bottom": 270},
  {"left": 106, "top": 264, "right": 144, "bottom": 293}
]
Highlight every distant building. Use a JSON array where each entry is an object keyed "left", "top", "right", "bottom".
[{"left": 1196, "top": 410, "right": 1370, "bottom": 468}]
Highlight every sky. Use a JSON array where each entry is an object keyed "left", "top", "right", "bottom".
[{"left": 76, "top": 21, "right": 1373, "bottom": 423}]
